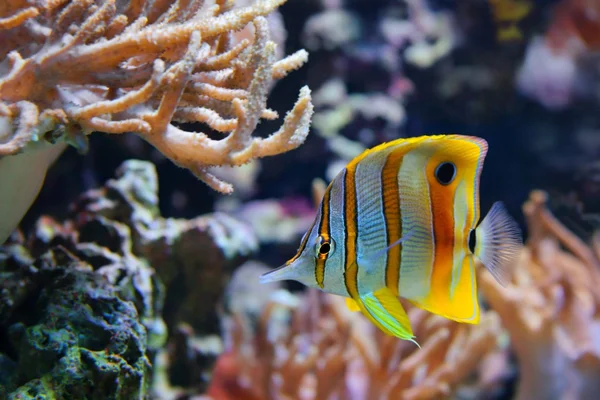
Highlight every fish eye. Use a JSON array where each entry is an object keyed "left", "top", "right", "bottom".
[
  {"left": 315, "top": 235, "right": 335, "bottom": 258},
  {"left": 468, "top": 229, "right": 476, "bottom": 253},
  {"left": 435, "top": 162, "right": 456, "bottom": 185}
]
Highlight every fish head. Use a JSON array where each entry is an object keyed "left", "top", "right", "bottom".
[{"left": 259, "top": 189, "right": 345, "bottom": 292}]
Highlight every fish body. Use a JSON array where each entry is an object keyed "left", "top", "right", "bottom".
[{"left": 260, "top": 135, "right": 522, "bottom": 343}]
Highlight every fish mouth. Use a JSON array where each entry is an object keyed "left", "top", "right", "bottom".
[
  {"left": 259, "top": 262, "right": 292, "bottom": 284},
  {"left": 259, "top": 255, "right": 311, "bottom": 285}
]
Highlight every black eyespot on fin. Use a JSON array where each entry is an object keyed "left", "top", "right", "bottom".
[
  {"left": 468, "top": 229, "right": 476, "bottom": 253},
  {"left": 435, "top": 162, "right": 456, "bottom": 185}
]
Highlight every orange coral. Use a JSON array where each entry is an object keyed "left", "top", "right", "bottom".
[{"left": 0, "top": 0, "right": 313, "bottom": 193}]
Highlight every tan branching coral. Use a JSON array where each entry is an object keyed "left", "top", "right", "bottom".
[
  {"left": 0, "top": 0, "right": 313, "bottom": 193},
  {"left": 207, "top": 290, "right": 503, "bottom": 400},
  {"left": 350, "top": 305, "right": 503, "bottom": 400},
  {"left": 479, "top": 190, "right": 600, "bottom": 400}
]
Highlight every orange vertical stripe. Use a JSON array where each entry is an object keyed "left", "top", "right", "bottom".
[
  {"left": 343, "top": 165, "right": 360, "bottom": 299},
  {"left": 381, "top": 150, "right": 404, "bottom": 296},
  {"left": 315, "top": 185, "right": 332, "bottom": 288},
  {"left": 426, "top": 162, "right": 457, "bottom": 300}
]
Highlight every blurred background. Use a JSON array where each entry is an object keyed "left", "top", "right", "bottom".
[{"left": 3, "top": 0, "right": 600, "bottom": 399}]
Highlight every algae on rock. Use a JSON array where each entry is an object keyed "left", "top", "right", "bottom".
[{"left": 0, "top": 246, "right": 151, "bottom": 399}]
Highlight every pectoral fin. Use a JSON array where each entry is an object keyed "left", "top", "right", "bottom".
[
  {"left": 360, "top": 231, "right": 413, "bottom": 270},
  {"left": 357, "top": 287, "right": 419, "bottom": 346}
]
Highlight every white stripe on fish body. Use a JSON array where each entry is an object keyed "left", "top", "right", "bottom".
[
  {"left": 355, "top": 149, "right": 390, "bottom": 292},
  {"left": 463, "top": 256, "right": 478, "bottom": 322},
  {"left": 324, "top": 170, "right": 351, "bottom": 297},
  {"left": 398, "top": 148, "right": 435, "bottom": 300},
  {"left": 451, "top": 178, "right": 469, "bottom": 300}
]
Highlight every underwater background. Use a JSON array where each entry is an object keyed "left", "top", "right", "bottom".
[{"left": 1, "top": 0, "right": 600, "bottom": 399}]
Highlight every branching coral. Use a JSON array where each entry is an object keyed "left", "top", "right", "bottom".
[
  {"left": 207, "top": 290, "right": 503, "bottom": 400},
  {"left": 0, "top": 0, "right": 313, "bottom": 193},
  {"left": 479, "top": 190, "right": 600, "bottom": 400}
]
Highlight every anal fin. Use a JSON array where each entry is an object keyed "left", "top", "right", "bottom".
[
  {"left": 408, "top": 256, "right": 480, "bottom": 324},
  {"left": 345, "top": 297, "right": 361, "bottom": 312}
]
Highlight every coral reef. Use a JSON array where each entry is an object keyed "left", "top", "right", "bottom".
[
  {"left": 2, "top": 0, "right": 600, "bottom": 399},
  {"left": 18, "top": 0, "right": 600, "bottom": 238},
  {"left": 12, "top": 161, "right": 600, "bottom": 400},
  {"left": 155, "top": 184, "right": 600, "bottom": 399},
  {"left": 0, "top": 160, "right": 170, "bottom": 398},
  {"left": 206, "top": 290, "right": 504, "bottom": 400}
]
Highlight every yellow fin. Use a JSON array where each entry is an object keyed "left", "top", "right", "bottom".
[
  {"left": 409, "top": 257, "right": 480, "bottom": 324},
  {"left": 345, "top": 297, "right": 361, "bottom": 312},
  {"left": 359, "top": 288, "right": 419, "bottom": 346}
]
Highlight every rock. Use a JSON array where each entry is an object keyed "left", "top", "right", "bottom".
[{"left": 0, "top": 246, "right": 150, "bottom": 399}]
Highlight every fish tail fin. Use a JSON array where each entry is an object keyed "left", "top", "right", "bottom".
[
  {"left": 357, "top": 287, "right": 419, "bottom": 346},
  {"left": 475, "top": 201, "right": 523, "bottom": 286}
]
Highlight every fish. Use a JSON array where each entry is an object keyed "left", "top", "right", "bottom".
[{"left": 259, "top": 134, "right": 522, "bottom": 344}]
